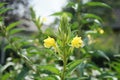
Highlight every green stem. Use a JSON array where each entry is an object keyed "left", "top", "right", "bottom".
[{"left": 61, "top": 50, "right": 67, "bottom": 80}]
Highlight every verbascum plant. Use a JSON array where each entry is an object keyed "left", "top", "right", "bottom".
[{"left": 43, "top": 13, "right": 84, "bottom": 80}]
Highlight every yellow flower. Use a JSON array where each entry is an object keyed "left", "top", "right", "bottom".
[
  {"left": 87, "top": 34, "right": 91, "bottom": 39},
  {"left": 44, "top": 37, "right": 56, "bottom": 48},
  {"left": 42, "top": 17, "right": 47, "bottom": 22},
  {"left": 98, "top": 28, "right": 104, "bottom": 34},
  {"left": 71, "top": 36, "right": 83, "bottom": 48}
]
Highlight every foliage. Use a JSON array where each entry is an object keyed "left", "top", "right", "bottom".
[{"left": 0, "top": 1, "right": 119, "bottom": 80}]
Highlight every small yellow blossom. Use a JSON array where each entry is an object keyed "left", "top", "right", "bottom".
[
  {"left": 87, "top": 34, "right": 91, "bottom": 39},
  {"left": 71, "top": 36, "right": 83, "bottom": 48},
  {"left": 44, "top": 37, "right": 56, "bottom": 48},
  {"left": 42, "top": 17, "right": 47, "bottom": 22},
  {"left": 98, "top": 28, "right": 104, "bottom": 34}
]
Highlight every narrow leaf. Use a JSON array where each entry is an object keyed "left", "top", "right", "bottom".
[
  {"left": 84, "top": 2, "right": 111, "bottom": 8},
  {"left": 51, "top": 12, "right": 72, "bottom": 18},
  {"left": 66, "top": 77, "right": 88, "bottom": 80},
  {"left": 30, "top": 7, "right": 36, "bottom": 19},
  {"left": 41, "top": 76, "right": 58, "bottom": 80},
  {"left": 6, "top": 21, "right": 21, "bottom": 31},
  {"left": 78, "top": 62, "right": 86, "bottom": 76},
  {"left": 97, "top": 50, "right": 110, "bottom": 61},
  {"left": 0, "top": 3, "right": 6, "bottom": 8},
  {"left": 66, "top": 2, "right": 75, "bottom": 7},
  {"left": 66, "top": 59, "right": 83, "bottom": 75},
  {"left": 82, "top": 13, "right": 103, "bottom": 22},
  {"left": 38, "top": 65, "right": 60, "bottom": 75},
  {"left": 0, "top": 8, "right": 10, "bottom": 15},
  {"left": 9, "top": 28, "right": 24, "bottom": 35}
]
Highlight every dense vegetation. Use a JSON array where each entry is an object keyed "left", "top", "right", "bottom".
[{"left": 0, "top": 0, "right": 120, "bottom": 80}]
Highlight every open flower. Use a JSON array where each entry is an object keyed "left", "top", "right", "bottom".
[
  {"left": 44, "top": 36, "right": 56, "bottom": 48},
  {"left": 71, "top": 36, "right": 83, "bottom": 48}
]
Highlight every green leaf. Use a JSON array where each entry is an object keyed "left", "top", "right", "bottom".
[
  {"left": 71, "top": 22, "right": 79, "bottom": 30},
  {"left": 51, "top": 12, "right": 72, "bottom": 18},
  {"left": 99, "top": 72, "right": 114, "bottom": 79},
  {"left": 78, "top": 62, "right": 86, "bottom": 76},
  {"left": 30, "top": 7, "right": 36, "bottom": 19},
  {"left": 20, "top": 54, "right": 33, "bottom": 65},
  {"left": 41, "top": 76, "right": 58, "bottom": 80},
  {"left": 97, "top": 50, "right": 110, "bottom": 61},
  {"left": 66, "top": 59, "right": 83, "bottom": 75},
  {"left": 84, "top": 2, "right": 111, "bottom": 8},
  {"left": 1, "top": 72, "right": 10, "bottom": 80},
  {"left": 35, "top": 17, "right": 41, "bottom": 28},
  {"left": 111, "top": 61, "right": 120, "bottom": 73},
  {"left": 66, "top": 77, "right": 79, "bottom": 80},
  {"left": 10, "top": 36, "right": 22, "bottom": 42},
  {"left": 82, "top": 13, "right": 103, "bottom": 22},
  {"left": 66, "top": 2, "right": 75, "bottom": 7},
  {"left": 51, "top": 12, "right": 63, "bottom": 16},
  {"left": 9, "top": 28, "right": 24, "bottom": 35},
  {"left": 4, "top": 44, "right": 12, "bottom": 51},
  {"left": 0, "top": 3, "right": 6, "bottom": 8},
  {"left": 0, "top": 8, "right": 10, "bottom": 15},
  {"left": 15, "top": 66, "right": 29, "bottom": 80},
  {"left": 66, "top": 77, "right": 88, "bottom": 80},
  {"left": 0, "top": 17, "right": 3, "bottom": 21},
  {"left": 38, "top": 65, "right": 60, "bottom": 75},
  {"left": 6, "top": 21, "right": 21, "bottom": 32}
]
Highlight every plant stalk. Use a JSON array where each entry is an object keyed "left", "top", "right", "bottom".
[{"left": 61, "top": 49, "right": 67, "bottom": 80}]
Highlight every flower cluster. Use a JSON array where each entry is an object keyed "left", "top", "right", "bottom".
[{"left": 44, "top": 36, "right": 83, "bottom": 49}]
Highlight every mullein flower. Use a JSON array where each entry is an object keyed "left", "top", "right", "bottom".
[
  {"left": 71, "top": 36, "right": 83, "bottom": 48},
  {"left": 44, "top": 36, "right": 56, "bottom": 48}
]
